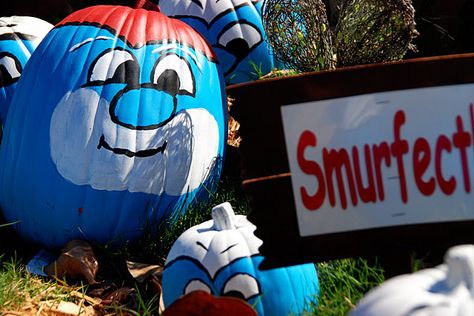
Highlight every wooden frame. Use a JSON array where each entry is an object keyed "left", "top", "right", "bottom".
[{"left": 227, "top": 53, "right": 474, "bottom": 272}]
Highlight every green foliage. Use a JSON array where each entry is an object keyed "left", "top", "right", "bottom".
[
  {"left": 263, "top": 0, "right": 335, "bottom": 72},
  {"left": 316, "top": 258, "right": 385, "bottom": 315},
  {"left": 111, "top": 284, "right": 161, "bottom": 316},
  {"left": 263, "top": 0, "right": 418, "bottom": 72},
  {"left": 249, "top": 61, "right": 265, "bottom": 79},
  {"left": 335, "top": 0, "right": 418, "bottom": 67}
]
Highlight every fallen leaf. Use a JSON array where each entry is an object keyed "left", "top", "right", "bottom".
[
  {"left": 40, "top": 300, "right": 97, "bottom": 316},
  {"left": 126, "top": 261, "right": 163, "bottom": 283},
  {"left": 126, "top": 261, "right": 165, "bottom": 313},
  {"left": 45, "top": 240, "right": 98, "bottom": 284}
]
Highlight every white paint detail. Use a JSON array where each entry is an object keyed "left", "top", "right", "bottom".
[
  {"left": 49, "top": 88, "right": 220, "bottom": 196},
  {"left": 69, "top": 36, "right": 115, "bottom": 52},
  {"left": 90, "top": 49, "right": 134, "bottom": 82},
  {"left": 0, "top": 55, "right": 21, "bottom": 79},
  {"left": 184, "top": 279, "right": 212, "bottom": 294},
  {"left": 217, "top": 23, "right": 261, "bottom": 50},
  {"left": 223, "top": 274, "right": 260, "bottom": 299},
  {"left": 152, "top": 44, "right": 200, "bottom": 68},
  {"left": 0, "top": 16, "right": 53, "bottom": 47},
  {"left": 153, "top": 54, "right": 194, "bottom": 95}
]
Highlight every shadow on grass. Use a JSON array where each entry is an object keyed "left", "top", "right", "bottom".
[{"left": 0, "top": 215, "right": 39, "bottom": 262}]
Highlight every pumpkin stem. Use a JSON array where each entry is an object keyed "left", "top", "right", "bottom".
[
  {"left": 134, "top": 0, "right": 161, "bottom": 12},
  {"left": 445, "top": 244, "right": 474, "bottom": 295},
  {"left": 212, "top": 202, "right": 236, "bottom": 231}
]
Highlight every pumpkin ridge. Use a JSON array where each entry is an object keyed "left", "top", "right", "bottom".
[
  {"left": 0, "top": 5, "right": 226, "bottom": 248},
  {"left": 56, "top": 5, "right": 217, "bottom": 59},
  {"left": 55, "top": 21, "right": 219, "bottom": 64}
]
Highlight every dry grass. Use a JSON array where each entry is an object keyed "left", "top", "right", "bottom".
[
  {"left": 227, "top": 97, "right": 242, "bottom": 148},
  {"left": 0, "top": 264, "right": 92, "bottom": 315}
]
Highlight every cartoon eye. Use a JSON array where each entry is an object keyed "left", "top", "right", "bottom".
[
  {"left": 0, "top": 53, "right": 22, "bottom": 87},
  {"left": 221, "top": 273, "right": 261, "bottom": 300},
  {"left": 184, "top": 279, "right": 213, "bottom": 295},
  {"left": 151, "top": 54, "right": 195, "bottom": 96},
  {"left": 217, "top": 22, "right": 263, "bottom": 60},
  {"left": 88, "top": 48, "right": 139, "bottom": 86}
]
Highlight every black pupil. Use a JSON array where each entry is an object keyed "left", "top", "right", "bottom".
[
  {"left": 109, "top": 60, "right": 139, "bottom": 86},
  {"left": 156, "top": 69, "right": 180, "bottom": 96},
  {"left": 225, "top": 38, "right": 251, "bottom": 60},
  {"left": 223, "top": 291, "right": 246, "bottom": 300}
]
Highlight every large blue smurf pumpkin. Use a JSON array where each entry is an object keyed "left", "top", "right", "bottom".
[
  {"left": 163, "top": 202, "right": 320, "bottom": 315},
  {"left": 0, "top": 3, "right": 227, "bottom": 248},
  {"left": 158, "top": 0, "right": 277, "bottom": 84},
  {"left": 0, "top": 16, "right": 53, "bottom": 124}
]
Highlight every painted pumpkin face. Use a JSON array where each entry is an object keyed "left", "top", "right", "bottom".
[
  {"left": 158, "top": 0, "right": 276, "bottom": 84},
  {"left": 0, "top": 5, "right": 227, "bottom": 248},
  {"left": 163, "top": 203, "right": 320, "bottom": 315},
  {"left": 0, "top": 16, "right": 53, "bottom": 124}
]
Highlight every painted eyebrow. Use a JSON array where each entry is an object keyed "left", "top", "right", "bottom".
[
  {"left": 152, "top": 44, "right": 201, "bottom": 69},
  {"left": 191, "top": 0, "right": 204, "bottom": 9},
  {"left": 220, "top": 243, "right": 238, "bottom": 254},
  {"left": 69, "top": 36, "right": 115, "bottom": 52},
  {"left": 196, "top": 241, "right": 208, "bottom": 251}
]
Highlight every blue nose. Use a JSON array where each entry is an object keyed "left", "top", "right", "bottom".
[{"left": 110, "top": 86, "right": 176, "bottom": 130}]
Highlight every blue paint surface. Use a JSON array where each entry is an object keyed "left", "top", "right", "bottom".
[{"left": 0, "top": 21, "right": 227, "bottom": 248}]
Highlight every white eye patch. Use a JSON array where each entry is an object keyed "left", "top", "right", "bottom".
[
  {"left": 50, "top": 88, "right": 220, "bottom": 196},
  {"left": 217, "top": 22, "right": 262, "bottom": 52},
  {"left": 0, "top": 54, "right": 21, "bottom": 82}
]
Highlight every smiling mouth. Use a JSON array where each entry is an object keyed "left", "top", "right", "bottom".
[{"left": 97, "top": 134, "right": 167, "bottom": 158}]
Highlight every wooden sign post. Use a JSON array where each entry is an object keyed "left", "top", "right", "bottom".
[{"left": 227, "top": 54, "right": 474, "bottom": 275}]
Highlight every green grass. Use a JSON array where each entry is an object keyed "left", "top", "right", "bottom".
[
  {"left": 0, "top": 255, "right": 86, "bottom": 314},
  {"left": 316, "top": 258, "right": 385, "bottom": 315},
  {"left": 0, "top": 174, "right": 386, "bottom": 315}
]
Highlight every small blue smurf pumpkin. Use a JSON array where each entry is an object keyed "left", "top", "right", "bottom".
[
  {"left": 163, "top": 202, "right": 320, "bottom": 315},
  {"left": 0, "top": 16, "right": 52, "bottom": 124},
  {"left": 158, "top": 0, "right": 277, "bottom": 84},
  {"left": 0, "top": 2, "right": 227, "bottom": 249}
]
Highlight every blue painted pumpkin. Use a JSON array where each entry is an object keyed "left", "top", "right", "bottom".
[
  {"left": 0, "top": 16, "right": 53, "bottom": 124},
  {"left": 163, "top": 202, "right": 320, "bottom": 315},
  {"left": 0, "top": 3, "right": 227, "bottom": 248},
  {"left": 158, "top": 0, "right": 278, "bottom": 84}
]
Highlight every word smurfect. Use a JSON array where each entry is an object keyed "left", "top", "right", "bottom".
[{"left": 297, "top": 104, "right": 474, "bottom": 211}]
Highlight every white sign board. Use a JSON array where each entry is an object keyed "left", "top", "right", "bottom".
[{"left": 281, "top": 84, "right": 474, "bottom": 237}]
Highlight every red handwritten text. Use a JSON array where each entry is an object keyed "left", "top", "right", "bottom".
[{"left": 297, "top": 105, "right": 474, "bottom": 211}]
